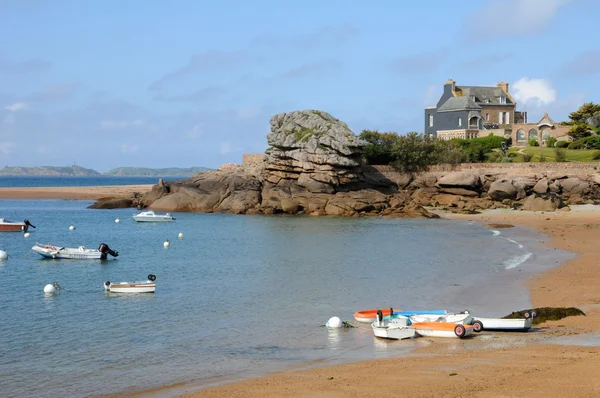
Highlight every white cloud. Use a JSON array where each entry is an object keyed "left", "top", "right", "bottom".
[
  {"left": 120, "top": 144, "right": 139, "bottom": 154},
  {"left": 512, "top": 78, "right": 557, "bottom": 107},
  {"left": 0, "top": 142, "right": 15, "bottom": 154},
  {"left": 100, "top": 119, "right": 145, "bottom": 130},
  {"left": 5, "top": 102, "right": 27, "bottom": 112},
  {"left": 466, "top": 0, "right": 574, "bottom": 39}
]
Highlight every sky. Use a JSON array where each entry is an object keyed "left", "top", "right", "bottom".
[{"left": 1, "top": 0, "right": 599, "bottom": 172}]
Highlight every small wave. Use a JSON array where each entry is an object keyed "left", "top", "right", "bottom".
[
  {"left": 491, "top": 230, "right": 501, "bottom": 236},
  {"left": 505, "top": 237, "right": 524, "bottom": 249},
  {"left": 503, "top": 252, "right": 533, "bottom": 269}
]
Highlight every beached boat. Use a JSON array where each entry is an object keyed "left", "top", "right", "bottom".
[
  {"left": 354, "top": 308, "right": 447, "bottom": 323},
  {"left": 412, "top": 322, "right": 474, "bottom": 338},
  {"left": 371, "top": 310, "right": 416, "bottom": 340},
  {"left": 32, "top": 242, "right": 119, "bottom": 259},
  {"left": 104, "top": 274, "right": 156, "bottom": 293},
  {"left": 409, "top": 311, "right": 473, "bottom": 325},
  {"left": 0, "top": 218, "right": 35, "bottom": 232},
  {"left": 133, "top": 210, "right": 175, "bottom": 222},
  {"left": 472, "top": 310, "right": 536, "bottom": 332}
]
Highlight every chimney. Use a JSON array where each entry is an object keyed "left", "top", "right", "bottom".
[
  {"left": 497, "top": 81, "right": 509, "bottom": 94},
  {"left": 445, "top": 78, "right": 456, "bottom": 93}
]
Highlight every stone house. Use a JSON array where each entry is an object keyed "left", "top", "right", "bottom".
[{"left": 511, "top": 113, "right": 571, "bottom": 146}]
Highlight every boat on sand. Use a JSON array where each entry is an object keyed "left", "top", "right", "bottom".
[
  {"left": 371, "top": 309, "right": 416, "bottom": 340},
  {"left": 409, "top": 311, "right": 473, "bottom": 325},
  {"left": 354, "top": 308, "right": 446, "bottom": 323},
  {"left": 472, "top": 310, "right": 536, "bottom": 332},
  {"left": 32, "top": 242, "right": 119, "bottom": 259},
  {"left": 411, "top": 321, "right": 474, "bottom": 338},
  {"left": 104, "top": 274, "right": 156, "bottom": 293}
]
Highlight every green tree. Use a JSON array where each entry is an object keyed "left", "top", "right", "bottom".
[
  {"left": 568, "top": 124, "right": 592, "bottom": 141},
  {"left": 568, "top": 102, "right": 600, "bottom": 125},
  {"left": 359, "top": 130, "right": 399, "bottom": 165},
  {"left": 390, "top": 132, "right": 439, "bottom": 174}
]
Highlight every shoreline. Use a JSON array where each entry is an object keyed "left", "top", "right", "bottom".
[
  {"left": 0, "top": 185, "right": 152, "bottom": 200},
  {"left": 176, "top": 207, "right": 600, "bottom": 397}
]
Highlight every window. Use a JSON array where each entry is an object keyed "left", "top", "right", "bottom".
[
  {"left": 469, "top": 95, "right": 475, "bottom": 101},
  {"left": 498, "top": 96, "right": 506, "bottom": 104},
  {"left": 458, "top": 117, "right": 462, "bottom": 127},
  {"left": 505, "top": 112, "right": 510, "bottom": 124},
  {"left": 485, "top": 113, "right": 489, "bottom": 121},
  {"left": 499, "top": 112, "right": 503, "bottom": 124},
  {"left": 428, "top": 114, "right": 433, "bottom": 127}
]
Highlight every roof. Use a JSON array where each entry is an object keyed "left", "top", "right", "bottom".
[
  {"left": 537, "top": 113, "right": 555, "bottom": 127},
  {"left": 437, "top": 96, "right": 481, "bottom": 112},
  {"left": 455, "top": 86, "right": 515, "bottom": 105}
]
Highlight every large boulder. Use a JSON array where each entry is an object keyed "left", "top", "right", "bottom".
[
  {"left": 533, "top": 178, "right": 549, "bottom": 194},
  {"left": 488, "top": 179, "right": 519, "bottom": 201},
  {"left": 560, "top": 177, "right": 590, "bottom": 195},
  {"left": 520, "top": 193, "right": 563, "bottom": 212},
  {"left": 437, "top": 172, "right": 481, "bottom": 191},
  {"left": 324, "top": 189, "right": 388, "bottom": 216}
]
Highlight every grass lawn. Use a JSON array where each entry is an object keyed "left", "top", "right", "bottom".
[{"left": 504, "top": 147, "right": 600, "bottom": 162}]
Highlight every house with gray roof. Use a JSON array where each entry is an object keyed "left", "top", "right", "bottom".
[{"left": 425, "top": 79, "right": 526, "bottom": 140}]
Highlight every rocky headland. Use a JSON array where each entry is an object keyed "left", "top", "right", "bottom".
[{"left": 89, "top": 110, "right": 600, "bottom": 216}]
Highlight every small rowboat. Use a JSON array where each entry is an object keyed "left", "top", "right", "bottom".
[
  {"left": 104, "top": 274, "right": 156, "bottom": 293},
  {"left": 371, "top": 310, "right": 416, "bottom": 340},
  {"left": 472, "top": 310, "right": 536, "bottom": 332},
  {"left": 354, "top": 308, "right": 447, "bottom": 323},
  {"left": 409, "top": 311, "right": 473, "bottom": 325},
  {"left": 412, "top": 322, "right": 473, "bottom": 338}
]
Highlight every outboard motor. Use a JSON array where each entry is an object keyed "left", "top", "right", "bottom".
[
  {"left": 23, "top": 219, "right": 36, "bottom": 233},
  {"left": 98, "top": 243, "right": 119, "bottom": 259}
]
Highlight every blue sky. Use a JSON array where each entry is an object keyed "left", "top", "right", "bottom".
[{"left": 1, "top": 0, "right": 599, "bottom": 171}]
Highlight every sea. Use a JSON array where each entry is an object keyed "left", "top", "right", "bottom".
[{"left": 0, "top": 177, "right": 574, "bottom": 397}]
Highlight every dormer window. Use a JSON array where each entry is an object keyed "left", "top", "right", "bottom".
[
  {"left": 498, "top": 96, "right": 506, "bottom": 104},
  {"left": 469, "top": 95, "right": 475, "bottom": 101}
]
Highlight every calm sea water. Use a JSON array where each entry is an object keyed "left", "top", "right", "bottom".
[
  {"left": 0, "top": 197, "right": 572, "bottom": 397},
  {"left": 0, "top": 176, "right": 181, "bottom": 188}
]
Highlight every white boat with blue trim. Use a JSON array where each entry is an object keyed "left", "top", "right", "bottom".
[
  {"left": 133, "top": 210, "right": 175, "bottom": 222},
  {"left": 32, "top": 243, "right": 119, "bottom": 260}
]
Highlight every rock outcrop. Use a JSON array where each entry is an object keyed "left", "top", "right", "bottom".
[{"left": 88, "top": 109, "right": 600, "bottom": 218}]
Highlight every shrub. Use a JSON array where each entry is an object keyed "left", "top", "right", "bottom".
[
  {"left": 593, "top": 151, "right": 600, "bottom": 160},
  {"left": 522, "top": 153, "right": 532, "bottom": 162},
  {"left": 567, "top": 135, "right": 600, "bottom": 150},
  {"left": 529, "top": 139, "right": 538, "bottom": 147},
  {"left": 568, "top": 124, "right": 592, "bottom": 141},
  {"left": 554, "top": 148, "right": 567, "bottom": 162},
  {"left": 556, "top": 141, "right": 569, "bottom": 148},
  {"left": 546, "top": 137, "right": 557, "bottom": 148},
  {"left": 359, "top": 130, "right": 399, "bottom": 165},
  {"left": 539, "top": 154, "right": 547, "bottom": 162},
  {"left": 391, "top": 132, "right": 440, "bottom": 173},
  {"left": 486, "top": 152, "right": 503, "bottom": 163}
]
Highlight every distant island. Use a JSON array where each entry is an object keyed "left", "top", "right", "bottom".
[{"left": 0, "top": 165, "right": 211, "bottom": 177}]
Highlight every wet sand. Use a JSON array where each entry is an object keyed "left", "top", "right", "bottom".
[
  {"left": 178, "top": 207, "right": 600, "bottom": 397},
  {"left": 0, "top": 185, "right": 152, "bottom": 200}
]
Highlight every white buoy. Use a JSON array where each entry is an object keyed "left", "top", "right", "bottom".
[
  {"left": 326, "top": 316, "right": 343, "bottom": 328},
  {"left": 44, "top": 284, "right": 56, "bottom": 294},
  {"left": 115, "top": 218, "right": 120, "bottom": 223},
  {"left": 69, "top": 225, "right": 75, "bottom": 231},
  {"left": 178, "top": 232, "right": 184, "bottom": 239},
  {"left": 23, "top": 232, "right": 31, "bottom": 238},
  {"left": 163, "top": 240, "right": 170, "bottom": 248},
  {"left": 0, "top": 250, "right": 7, "bottom": 260}
]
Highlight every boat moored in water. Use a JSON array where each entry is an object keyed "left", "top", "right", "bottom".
[
  {"left": 0, "top": 218, "right": 35, "bottom": 232},
  {"left": 104, "top": 274, "right": 156, "bottom": 293},
  {"left": 32, "top": 242, "right": 119, "bottom": 259},
  {"left": 354, "top": 308, "right": 447, "bottom": 323},
  {"left": 133, "top": 210, "right": 175, "bottom": 222}
]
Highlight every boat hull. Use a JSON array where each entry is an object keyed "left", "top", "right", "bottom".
[
  {"left": 31, "top": 244, "right": 111, "bottom": 260},
  {"left": 133, "top": 217, "right": 173, "bottom": 222},
  {"left": 0, "top": 223, "right": 25, "bottom": 232},
  {"left": 372, "top": 325, "right": 416, "bottom": 340},
  {"left": 105, "top": 283, "right": 156, "bottom": 293},
  {"left": 410, "top": 313, "right": 473, "bottom": 325},
  {"left": 412, "top": 322, "right": 474, "bottom": 338},
  {"left": 473, "top": 317, "right": 533, "bottom": 331}
]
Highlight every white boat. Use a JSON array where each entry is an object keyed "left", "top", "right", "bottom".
[
  {"left": 409, "top": 311, "right": 473, "bottom": 325},
  {"left": 104, "top": 274, "right": 156, "bottom": 293},
  {"left": 371, "top": 310, "right": 416, "bottom": 340},
  {"left": 0, "top": 218, "right": 35, "bottom": 232},
  {"left": 133, "top": 210, "right": 175, "bottom": 222},
  {"left": 412, "top": 322, "right": 474, "bottom": 338},
  {"left": 32, "top": 242, "right": 119, "bottom": 259},
  {"left": 472, "top": 311, "right": 536, "bottom": 332}
]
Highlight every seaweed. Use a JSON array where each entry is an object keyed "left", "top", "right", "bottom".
[{"left": 502, "top": 307, "right": 585, "bottom": 325}]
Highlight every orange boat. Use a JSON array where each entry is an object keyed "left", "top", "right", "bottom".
[
  {"left": 353, "top": 308, "right": 447, "bottom": 323},
  {"left": 411, "top": 322, "right": 474, "bottom": 338}
]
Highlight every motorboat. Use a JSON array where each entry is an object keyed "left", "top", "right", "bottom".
[
  {"left": 472, "top": 310, "right": 536, "bottom": 332},
  {"left": 354, "top": 308, "right": 447, "bottom": 323},
  {"left": 411, "top": 322, "right": 474, "bottom": 338},
  {"left": 0, "top": 218, "right": 35, "bottom": 232},
  {"left": 104, "top": 274, "right": 156, "bottom": 293},
  {"left": 409, "top": 311, "right": 473, "bottom": 325},
  {"left": 32, "top": 242, "right": 119, "bottom": 259},
  {"left": 371, "top": 309, "right": 416, "bottom": 340},
  {"left": 133, "top": 210, "right": 175, "bottom": 222}
]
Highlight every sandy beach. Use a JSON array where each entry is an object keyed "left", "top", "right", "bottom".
[
  {"left": 177, "top": 207, "right": 600, "bottom": 398},
  {"left": 0, "top": 185, "right": 152, "bottom": 200}
]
